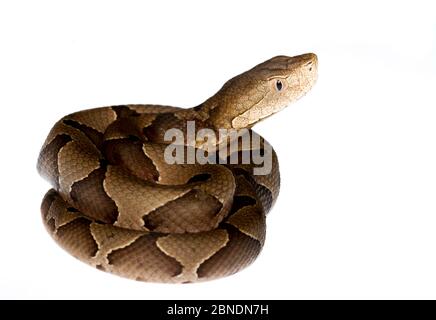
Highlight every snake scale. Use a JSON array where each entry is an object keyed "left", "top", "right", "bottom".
[{"left": 37, "top": 53, "right": 318, "bottom": 283}]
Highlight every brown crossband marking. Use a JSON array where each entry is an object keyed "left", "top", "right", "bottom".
[
  {"left": 229, "top": 195, "right": 257, "bottom": 215},
  {"left": 63, "top": 119, "right": 104, "bottom": 150},
  {"left": 107, "top": 235, "right": 183, "bottom": 282},
  {"left": 56, "top": 218, "right": 99, "bottom": 260},
  {"left": 254, "top": 184, "right": 274, "bottom": 212},
  {"left": 70, "top": 168, "right": 118, "bottom": 224},
  {"left": 143, "top": 189, "right": 222, "bottom": 233},
  {"left": 40, "top": 189, "right": 58, "bottom": 219},
  {"left": 197, "top": 225, "right": 261, "bottom": 279},
  {"left": 37, "top": 134, "right": 72, "bottom": 189},
  {"left": 111, "top": 105, "right": 140, "bottom": 118},
  {"left": 103, "top": 138, "right": 159, "bottom": 182}
]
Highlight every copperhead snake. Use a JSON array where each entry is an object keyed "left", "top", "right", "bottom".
[{"left": 37, "top": 53, "right": 318, "bottom": 283}]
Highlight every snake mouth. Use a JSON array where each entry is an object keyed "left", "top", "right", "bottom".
[{"left": 231, "top": 101, "right": 288, "bottom": 129}]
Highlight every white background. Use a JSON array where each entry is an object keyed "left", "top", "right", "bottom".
[{"left": 0, "top": 0, "right": 435, "bottom": 299}]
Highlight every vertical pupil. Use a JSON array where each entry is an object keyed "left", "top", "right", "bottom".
[{"left": 276, "top": 80, "right": 282, "bottom": 91}]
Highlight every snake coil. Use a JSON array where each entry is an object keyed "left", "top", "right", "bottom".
[{"left": 37, "top": 53, "right": 318, "bottom": 283}]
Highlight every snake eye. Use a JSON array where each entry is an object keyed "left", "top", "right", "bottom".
[{"left": 275, "top": 79, "right": 283, "bottom": 91}]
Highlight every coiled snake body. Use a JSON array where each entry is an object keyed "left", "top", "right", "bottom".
[{"left": 37, "top": 54, "right": 318, "bottom": 283}]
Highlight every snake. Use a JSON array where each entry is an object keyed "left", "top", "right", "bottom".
[{"left": 37, "top": 53, "right": 318, "bottom": 283}]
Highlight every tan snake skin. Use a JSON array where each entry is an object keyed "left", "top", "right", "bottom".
[{"left": 37, "top": 53, "right": 318, "bottom": 283}]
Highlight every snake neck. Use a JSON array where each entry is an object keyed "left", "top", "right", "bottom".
[
  {"left": 142, "top": 93, "right": 246, "bottom": 150},
  {"left": 191, "top": 96, "right": 220, "bottom": 123},
  {"left": 142, "top": 96, "right": 221, "bottom": 146},
  {"left": 177, "top": 89, "right": 244, "bottom": 131},
  {"left": 173, "top": 94, "right": 220, "bottom": 126}
]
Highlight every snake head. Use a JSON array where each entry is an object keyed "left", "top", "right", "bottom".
[{"left": 207, "top": 53, "right": 318, "bottom": 129}]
